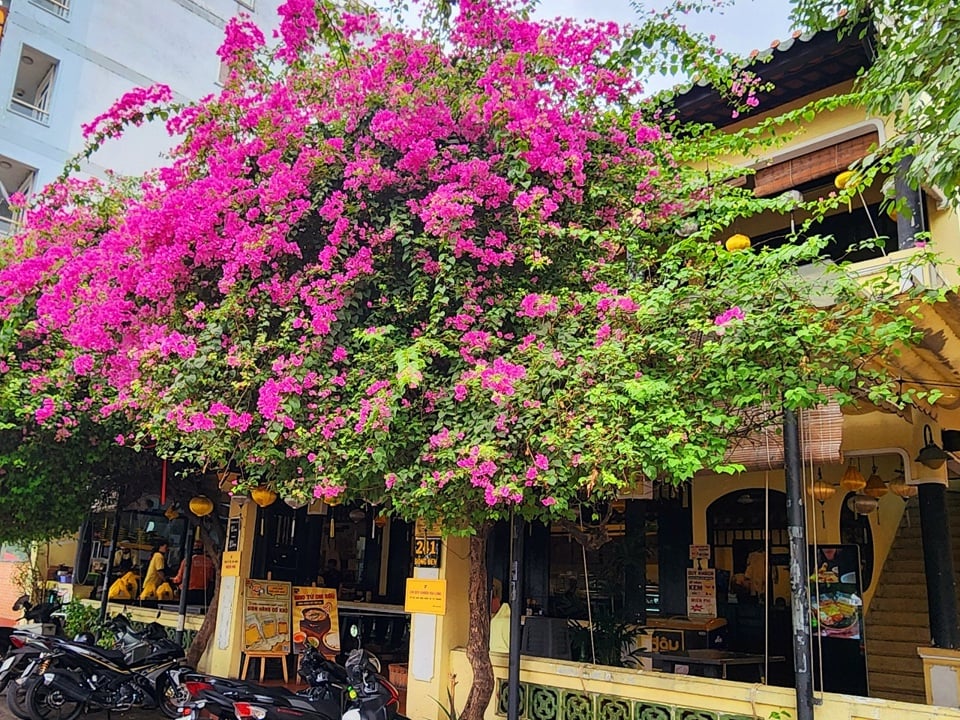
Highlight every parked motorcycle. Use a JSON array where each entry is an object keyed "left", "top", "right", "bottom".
[
  {"left": 0, "top": 595, "right": 64, "bottom": 694},
  {"left": 19, "top": 613, "right": 190, "bottom": 720},
  {"left": 225, "top": 647, "right": 403, "bottom": 720}
]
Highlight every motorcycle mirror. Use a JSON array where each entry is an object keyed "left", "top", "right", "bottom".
[{"left": 12, "top": 594, "right": 29, "bottom": 612}]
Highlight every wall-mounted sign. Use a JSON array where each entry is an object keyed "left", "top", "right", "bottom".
[
  {"left": 689, "top": 545, "right": 711, "bottom": 561},
  {"left": 221, "top": 550, "right": 241, "bottom": 577},
  {"left": 404, "top": 578, "right": 447, "bottom": 615},
  {"left": 242, "top": 579, "right": 291, "bottom": 655},
  {"left": 414, "top": 537, "right": 441, "bottom": 568},
  {"left": 686, "top": 568, "right": 717, "bottom": 617},
  {"left": 226, "top": 517, "right": 241, "bottom": 552}
]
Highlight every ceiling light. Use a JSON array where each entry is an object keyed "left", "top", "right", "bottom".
[
  {"left": 21, "top": 55, "right": 34, "bottom": 65},
  {"left": 0, "top": 161, "right": 12, "bottom": 169}
]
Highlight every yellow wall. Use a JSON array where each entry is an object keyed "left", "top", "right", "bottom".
[{"left": 448, "top": 649, "right": 960, "bottom": 720}]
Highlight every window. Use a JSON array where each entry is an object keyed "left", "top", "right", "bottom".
[
  {"left": 9, "top": 45, "right": 58, "bottom": 124},
  {"left": 29, "top": 0, "right": 70, "bottom": 19},
  {"left": 0, "top": 155, "right": 36, "bottom": 236},
  {"left": 237, "top": 0, "right": 255, "bottom": 10}
]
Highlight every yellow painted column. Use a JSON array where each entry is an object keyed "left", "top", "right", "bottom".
[
  {"left": 205, "top": 498, "right": 258, "bottom": 677},
  {"left": 405, "top": 536, "right": 471, "bottom": 720}
]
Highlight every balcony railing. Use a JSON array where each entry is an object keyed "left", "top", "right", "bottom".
[
  {"left": 0, "top": 214, "right": 20, "bottom": 237},
  {"left": 9, "top": 97, "right": 50, "bottom": 124}
]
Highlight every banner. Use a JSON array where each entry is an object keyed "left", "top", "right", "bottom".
[
  {"left": 292, "top": 586, "right": 340, "bottom": 659},
  {"left": 242, "top": 579, "right": 292, "bottom": 654}
]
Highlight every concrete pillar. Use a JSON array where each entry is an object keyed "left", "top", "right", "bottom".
[
  {"left": 918, "top": 482, "right": 960, "bottom": 649},
  {"left": 206, "top": 499, "right": 259, "bottom": 676}
]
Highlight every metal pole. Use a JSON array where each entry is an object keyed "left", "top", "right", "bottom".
[
  {"left": 507, "top": 513, "right": 526, "bottom": 720},
  {"left": 99, "top": 504, "right": 123, "bottom": 623},
  {"left": 174, "top": 523, "right": 194, "bottom": 646},
  {"left": 784, "top": 408, "right": 815, "bottom": 720}
]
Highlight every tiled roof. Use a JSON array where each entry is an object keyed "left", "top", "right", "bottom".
[{"left": 671, "top": 20, "right": 875, "bottom": 127}]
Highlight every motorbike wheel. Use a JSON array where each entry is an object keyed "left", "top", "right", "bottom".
[
  {"left": 157, "top": 671, "right": 191, "bottom": 719},
  {"left": 5, "top": 678, "right": 33, "bottom": 720},
  {"left": 23, "top": 675, "right": 83, "bottom": 720}
]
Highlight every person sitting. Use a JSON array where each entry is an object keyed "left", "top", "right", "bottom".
[
  {"left": 139, "top": 540, "right": 169, "bottom": 601},
  {"left": 173, "top": 542, "right": 215, "bottom": 606}
]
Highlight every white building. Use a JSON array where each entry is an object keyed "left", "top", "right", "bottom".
[{"left": 0, "top": 0, "right": 282, "bottom": 234}]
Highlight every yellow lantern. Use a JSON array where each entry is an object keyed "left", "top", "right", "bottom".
[
  {"left": 834, "top": 171, "right": 862, "bottom": 190},
  {"left": 189, "top": 495, "right": 215, "bottom": 517},
  {"left": 888, "top": 476, "right": 918, "bottom": 500},
  {"left": 808, "top": 470, "right": 836, "bottom": 528},
  {"left": 839, "top": 463, "right": 866, "bottom": 492},
  {"left": 864, "top": 467, "right": 888, "bottom": 499},
  {"left": 725, "top": 233, "right": 751, "bottom": 252},
  {"left": 164, "top": 506, "right": 180, "bottom": 521},
  {"left": 250, "top": 487, "right": 278, "bottom": 508}
]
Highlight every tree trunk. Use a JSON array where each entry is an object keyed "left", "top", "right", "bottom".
[
  {"left": 186, "top": 520, "right": 223, "bottom": 667},
  {"left": 461, "top": 523, "right": 493, "bottom": 720}
]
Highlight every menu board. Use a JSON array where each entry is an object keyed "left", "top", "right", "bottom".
[
  {"left": 686, "top": 568, "right": 717, "bottom": 617},
  {"left": 292, "top": 586, "right": 340, "bottom": 660},
  {"left": 242, "top": 579, "right": 292, "bottom": 654}
]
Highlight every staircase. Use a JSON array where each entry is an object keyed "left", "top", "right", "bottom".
[{"left": 866, "top": 493, "right": 960, "bottom": 704}]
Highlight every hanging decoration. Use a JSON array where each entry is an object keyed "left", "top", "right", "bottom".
[
  {"left": 189, "top": 495, "right": 215, "bottom": 517},
  {"left": 863, "top": 463, "right": 888, "bottom": 499},
  {"left": 250, "top": 486, "right": 278, "bottom": 508},
  {"left": 284, "top": 496, "right": 307, "bottom": 509},
  {"left": 725, "top": 233, "right": 751, "bottom": 252},
  {"left": 839, "top": 462, "right": 867, "bottom": 492},
  {"left": 809, "top": 469, "right": 836, "bottom": 528},
  {"left": 846, "top": 493, "right": 879, "bottom": 516}
]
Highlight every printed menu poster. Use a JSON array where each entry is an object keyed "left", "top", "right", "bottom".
[
  {"left": 686, "top": 568, "right": 718, "bottom": 617},
  {"left": 243, "top": 579, "right": 292, "bottom": 654},
  {"left": 292, "top": 586, "right": 341, "bottom": 660}
]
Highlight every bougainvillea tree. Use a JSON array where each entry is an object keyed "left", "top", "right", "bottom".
[{"left": 0, "top": 0, "right": 941, "bottom": 711}]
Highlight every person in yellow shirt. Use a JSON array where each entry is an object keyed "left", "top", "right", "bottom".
[{"left": 140, "top": 540, "right": 169, "bottom": 600}]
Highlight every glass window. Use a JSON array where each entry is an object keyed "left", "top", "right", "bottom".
[
  {"left": 29, "top": 0, "right": 70, "bottom": 19},
  {"left": 9, "top": 45, "right": 59, "bottom": 124}
]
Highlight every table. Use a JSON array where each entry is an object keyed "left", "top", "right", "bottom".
[{"left": 634, "top": 649, "right": 785, "bottom": 681}]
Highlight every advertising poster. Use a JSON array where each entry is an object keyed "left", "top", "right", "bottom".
[
  {"left": 686, "top": 568, "right": 717, "bottom": 617},
  {"left": 809, "top": 544, "right": 863, "bottom": 639},
  {"left": 242, "top": 579, "right": 292, "bottom": 654},
  {"left": 292, "top": 586, "right": 340, "bottom": 659}
]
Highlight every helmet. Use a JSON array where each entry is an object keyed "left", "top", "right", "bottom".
[{"left": 74, "top": 632, "right": 97, "bottom": 645}]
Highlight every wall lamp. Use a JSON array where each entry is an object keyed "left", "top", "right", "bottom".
[{"left": 916, "top": 424, "right": 950, "bottom": 469}]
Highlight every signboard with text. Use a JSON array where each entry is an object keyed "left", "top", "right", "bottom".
[
  {"left": 242, "top": 579, "right": 291, "bottom": 655},
  {"left": 404, "top": 578, "right": 447, "bottom": 615},
  {"left": 686, "top": 568, "right": 717, "bottom": 617},
  {"left": 292, "top": 586, "right": 340, "bottom": 660}
]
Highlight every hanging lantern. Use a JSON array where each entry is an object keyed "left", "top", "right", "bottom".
[
  {"left": 725, "top": 233, "right": 751, "bottom": 252},
  {"left": 284, "top": 496, "right": 307, "bottom": 509},
  {"left": 846, "top": 493, "right": 879, "bottom": 516},
  {"left": 164, "top": 505, "right": 180, "bottom": 521},
  {"left": 888, "top": 476, "right": 918, "bottom": 500},
  {"left": 189, "top": 495, "right": 215, "bottom": 517},
  {"left": 864, "top": 467, "right": 888, "bottom": 499},
  {"left": 349, "top": 508, "right": 367, "bottom": 523},
  {"left": 839, "top": 463, "right": 867, "bottom": 492},
  {"left": 325, "top": 494, "right": 343, "bottom": 507},
  {"left": 374, "top": 514, "right": 388, "bottom": 529},
  {"left": 250, "top": 487, "right": 278, "bottom": 508},
  {"left": 834, "top": 170, "right": 862, "bottom": 191},
  {"left": 808, "top": 470, "right": 836, "bottom": 529}
]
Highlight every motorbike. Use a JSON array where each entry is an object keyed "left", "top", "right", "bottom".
[
  {"left": 19, "top": 613, "right": 190, "bottom": 720},
  {"left": 225, "top": 647, "right": 403, "bottom": 720},
  {"left": 0, "top": 595, "right": 64, "bottom": 695}
]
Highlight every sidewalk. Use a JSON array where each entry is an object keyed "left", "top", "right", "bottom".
[{"left": 0, "top": 699, "right": 167, "bottom": 720}]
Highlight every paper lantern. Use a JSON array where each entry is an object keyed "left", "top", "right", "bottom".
[
  {"left": 189, "top": 495, "right": 215, "bottom": 517},
  {"left": 839, "top": 463, "right": 866, "bottom": 492},
  {"left": 864, "top": 468, "right": 888, "bottom": 499},
  {"left": 250, "top": 487, "right": 278, "bottom": 508},
  {"left": 725, "top": 233, "right": 751, "bottom": 252},
  {"left": 846, "top": 493, "right": 879, "bottom": 516}
]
